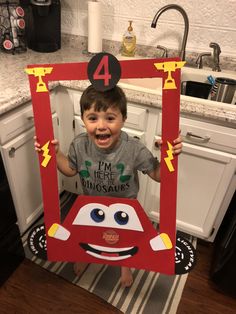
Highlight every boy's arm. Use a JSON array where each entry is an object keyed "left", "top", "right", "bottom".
[
  {"left": 147, "top": 165, "right": 161, "bottom": 182},
  {"left": 56, "top": 149, "right": 77, "bottom": 177}
]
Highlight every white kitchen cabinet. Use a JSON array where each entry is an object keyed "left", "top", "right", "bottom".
[
  {"left": 53, "top": 87, "right": 79, "bottom": 194},
  {"left": 0, "top": 93, "right": 58, "bottom": 235},
  {"left": 0, "top": 113, "right": 58, "bottom": 235},
  {"left": 50, "top": 87, "right": 84, "bottom": 195},
  {"left": 144, "top": 114, "right": 236, "bottom": 241}
]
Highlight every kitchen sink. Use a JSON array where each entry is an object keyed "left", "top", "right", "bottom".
[
  {"left": 181, "top": 81, "right": 212, "bottom": 99},
  {"left": 118, "top": 57, "right": 236, "bottom": 104},
  {"left": 181, "top": 67, "right": 236, "bottom": 103}
]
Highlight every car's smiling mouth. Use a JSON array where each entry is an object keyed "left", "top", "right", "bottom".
[{"left": 80, "top": 243, "right": 138, "bottom": 261}]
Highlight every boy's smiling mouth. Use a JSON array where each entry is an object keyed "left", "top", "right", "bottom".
[
  {"left": 95, "top": 134, "right": 111, "bottom": 140},
  {"left": 95, "top": 133, "right": 112, "bottom": 146}
]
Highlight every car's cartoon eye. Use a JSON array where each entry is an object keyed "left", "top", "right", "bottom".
[
  {"left": 90, "top": 208, "right": 105, "bottom": 223},
  {"left": 73, "top": 202, "right": 143, "bottom": 232},
  {"left": 114, "top": 211, "right": 129, "bottom": 225}
]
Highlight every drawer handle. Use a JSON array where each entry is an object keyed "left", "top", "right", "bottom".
[
  {"left": 9, "top": 147, "right": 16, "bottom": 157},
  {"left": 186, "top": 132, "right": 210, "bottom": 143}
]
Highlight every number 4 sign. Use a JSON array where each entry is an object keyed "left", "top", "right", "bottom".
[
  {"left": 25, "top": 53, "right": 196, "bottom": 275},
  {"left": 87, "top": 53, "right": 121, "bottom": 91}
]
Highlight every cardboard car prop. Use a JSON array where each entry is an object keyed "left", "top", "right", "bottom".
[{"left": 26, "top": 53, "right": 196, "bottom": 275}]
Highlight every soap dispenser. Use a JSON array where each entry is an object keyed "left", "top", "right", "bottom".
[{"left": 121, "top": 21, "right": 136, "bottom": 57}]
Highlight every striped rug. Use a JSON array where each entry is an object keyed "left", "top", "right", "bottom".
[{"left": 23, "top": 192, "right": 196, "bottom": 314}]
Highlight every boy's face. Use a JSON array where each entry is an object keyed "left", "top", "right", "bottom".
[{"left": 82, "top": 103, "right": 126, "bottom": 149}]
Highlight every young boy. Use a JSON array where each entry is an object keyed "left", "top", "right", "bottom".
[{"left": 35, "top": 84, "right": 182, "bottom": 287}]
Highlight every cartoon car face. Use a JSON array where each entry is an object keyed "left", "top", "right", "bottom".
[
  {"left": 72, "top": 202, "right": 143, "bottom": 261},
  {"left": 46, "top": 195, "right": 173, "bottom": 273}
]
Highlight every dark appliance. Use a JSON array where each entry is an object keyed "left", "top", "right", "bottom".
[
  {"left": 26, "top": 0, "right": 61, "bottom": 52},
  {"left": 0, "top": 153, "right": 24, "bottom": 286},
  {"left": 210, "top": 191, "right": 236, "bottom": 298},
  {"left": 0, "top": 1, "right": 27, "bottom": 54},
  {"left": 210, "top": 77, "right": 236, "bottom": 104}
]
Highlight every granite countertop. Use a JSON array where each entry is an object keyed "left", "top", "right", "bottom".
[
  {"left": 0, "top": 45, "right": 236, "bottom": 127},
  {"left": 0, "top": 46, "right": 90, "bottom": 115}
]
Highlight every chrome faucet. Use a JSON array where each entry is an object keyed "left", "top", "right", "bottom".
[
  {"left": 209, "top": 42, "right": 221, "bottom": 72},
  {"left": 196, "top": 52, "right": 211, "bottom": 69},
  {"left": 156, "top": 45, "right": 168, "bottom": 58},
  {"left": 151, "top": 4, "right": 189, "bottom": 61}
]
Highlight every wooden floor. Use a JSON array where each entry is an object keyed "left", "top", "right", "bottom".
[
  {"left": 177, "top": 240, "right": 236, "bottom": 314},
  {"left": 0, "top": 259, "right": 122, "bottom": 314}
]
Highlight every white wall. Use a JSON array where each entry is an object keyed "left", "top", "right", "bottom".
[{"left": 61, "top": 0, "right": 236, "bottom": 58}]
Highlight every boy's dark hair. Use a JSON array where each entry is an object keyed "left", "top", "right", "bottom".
[{"left": 80, "top": 85, "right": 127, "bottom": 119}]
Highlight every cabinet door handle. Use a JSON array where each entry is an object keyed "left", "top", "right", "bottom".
[
  {"left": 186, "top": 132, "right": 211, "bottom": 143},
  {"left": 9, "top": 147, "right": 16, "bottom": 157}
]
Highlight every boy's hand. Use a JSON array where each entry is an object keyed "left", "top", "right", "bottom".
[
  {"left": 50, "top": 139, "right": 60, "bottom": 154},
  {"left": 34, "top": 136, "right": 60, "bottom": 154},
  {"left": 172, "top": 135, "right": 182, "bottom": 155},
  {"left": 155, "top": 131, "right": 183, "bottom": 155},
  {"left": 34, "top": 136, "right": 41, "bottom": 152}
]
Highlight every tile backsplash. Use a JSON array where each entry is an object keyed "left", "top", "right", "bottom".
[{"left": 61, "top": 0, "right": 236, "bottom": 61}]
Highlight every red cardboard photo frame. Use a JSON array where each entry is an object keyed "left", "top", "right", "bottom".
[{"left": 26, "top": 56, "right": 188, "bottom": 275}]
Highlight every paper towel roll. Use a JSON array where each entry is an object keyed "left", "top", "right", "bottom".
[{"left": 88, "top": 1, "right": 102, "bottom": 53}]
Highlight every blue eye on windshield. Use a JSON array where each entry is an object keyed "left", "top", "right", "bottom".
[
  {"left": 90, "top": 208, "right": 105, "bottom": 223},
  {"left": 114, "top": 211, "right": 129, "bottom": 225}
]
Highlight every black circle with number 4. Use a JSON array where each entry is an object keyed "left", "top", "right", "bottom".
[
  {"left": 175, "top": 235, "right": 196, "bottom": 274},
  {"left": 27, "top": 224, "right": 47, "bottom": 260},
  {"left": 87, "top": 52, "right": 121, "bottom": 91}
]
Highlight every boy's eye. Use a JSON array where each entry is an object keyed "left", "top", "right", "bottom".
[
  {"left": 88, "top": 116, "right": 97, "bottom": 121},
  {"left": 107, "top": 116, "right": 115, "bottom": 121}
]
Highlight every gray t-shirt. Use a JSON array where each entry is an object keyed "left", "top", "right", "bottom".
[{"left": 68, "top": 131, "right": 159, "bottom": 199}]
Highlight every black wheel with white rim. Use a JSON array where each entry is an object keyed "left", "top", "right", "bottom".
[
  {"left": 175, "top": 235, "right": 196, "bottom": 274},
  {"left": 27, "top": 224, "right": 47, "bottom": 260}
]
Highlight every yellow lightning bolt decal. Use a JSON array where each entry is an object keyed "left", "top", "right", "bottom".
[
  {"left": 164, "top": 141, "right": 175, "bottom": 172},
  {"left": 41, "top": 141, "right": 52, "bottom": 167}
]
